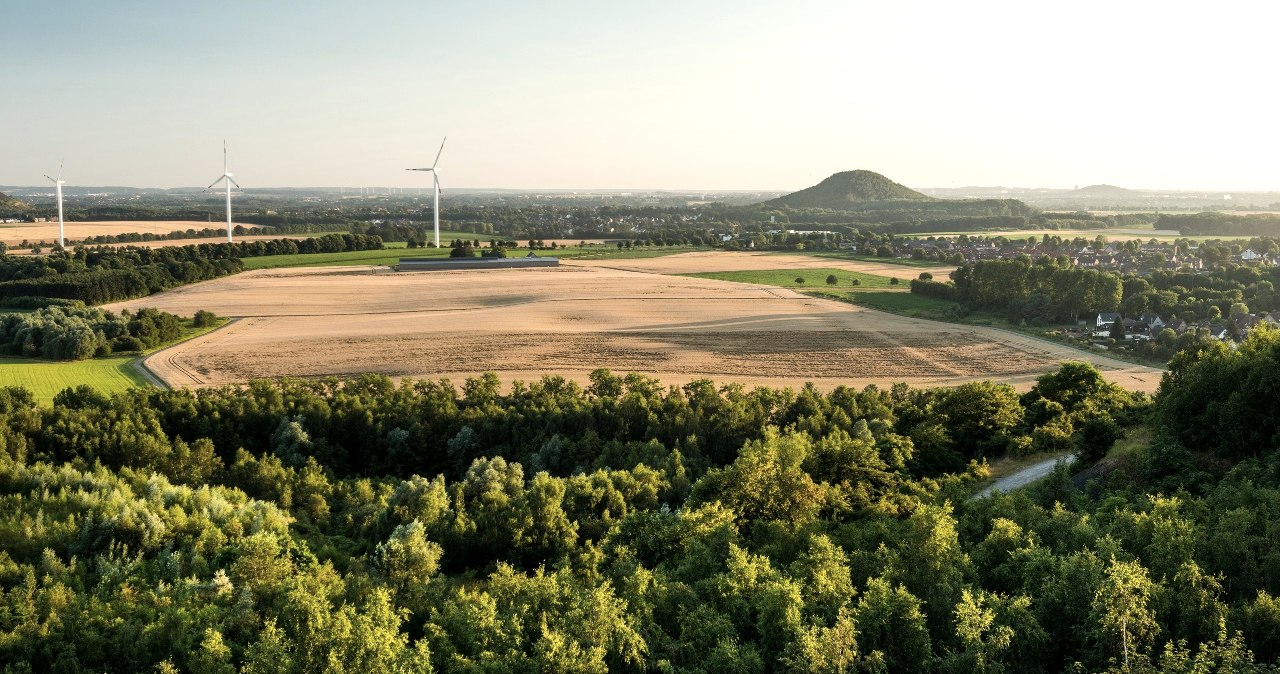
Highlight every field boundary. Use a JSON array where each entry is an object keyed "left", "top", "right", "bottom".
[{"left": 130, "top": 357, "right": 168, "bottom": 389}]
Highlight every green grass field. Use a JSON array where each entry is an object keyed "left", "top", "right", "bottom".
[
  {"left": 805, "top": 289, "right": 958, "bottom": 319},
  {"left": 789, "top": 252, "right": 951, "bottom": 268},
  {"left": 682, "top": 267, "right": 959, "bottom": 319},
  {"left": 0, "top": 356, "right": 150, "bottom": 405},
  {"left": 0, "top": 317, "right": 230, "bottom": 405},
  {"left": 684, "top": 268, "right": 902, "bottom": 289},
  {"left": 558, "top": 245, "right": 709, "bottom": 260},
  {"left": 242, "top": 246, "right": 431, "bottom": 270}
]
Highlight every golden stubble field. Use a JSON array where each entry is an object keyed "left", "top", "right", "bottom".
[
  {"left": 0, "top": 220, "right": 263, "bottom": 246},
  {"left": 107, "top": 252, "right": 1163, "bottom": 393}
]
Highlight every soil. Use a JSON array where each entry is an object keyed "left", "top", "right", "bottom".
[{"left": 110, "top": 255, "right": 1164, "bottom": 393}]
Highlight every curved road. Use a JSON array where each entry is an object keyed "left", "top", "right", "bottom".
[{"left": 973, "top": 452, "right": 1076, "bottom": 499}]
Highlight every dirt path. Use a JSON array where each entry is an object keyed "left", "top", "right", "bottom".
[{"left": 973, "top": 453, "right": 1076, "bottom": 499}]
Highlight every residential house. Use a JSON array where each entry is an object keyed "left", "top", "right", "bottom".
[{"left": 1139, "top": 313, "right": 1165, "bottom": 331}]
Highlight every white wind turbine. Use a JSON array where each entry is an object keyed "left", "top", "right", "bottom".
[
  {"left": 206, "top": 140, "right": 240, "bottom": 243},
  {"left": 43, "top": 162, "right": 66, "bottom": 248},
  {"left": 406, "top": 137, "right": 447, "bottom": 248}
]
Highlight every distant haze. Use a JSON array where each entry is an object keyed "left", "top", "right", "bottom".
[{"left": 4, "top": 0, "right": 1278, "bottom": 191}]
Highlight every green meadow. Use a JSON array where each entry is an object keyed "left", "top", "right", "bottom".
[{"left": 0, "top": 356, "right": 150, "bottom": 405}]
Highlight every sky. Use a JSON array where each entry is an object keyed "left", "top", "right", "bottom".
[{"left": 4, "top": 0, "right": 1280, "bottom": 191}]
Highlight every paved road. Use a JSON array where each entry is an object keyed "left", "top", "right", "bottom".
[{"left": 973, "top": 452, "right": 1076, "bottom": 499}]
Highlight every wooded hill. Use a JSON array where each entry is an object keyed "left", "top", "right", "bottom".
[
  {"left": 767, "top": 170, "right": 934, "bottom": 208},
  {"left": 1070, "top": 184, "right": 1143, "bottom": 199},
  {"left": 0, "top": 191, "right": 27, "bottom": 211},
  {"left": 764, "top": 170, "right": 1036, "bottom": 220}
]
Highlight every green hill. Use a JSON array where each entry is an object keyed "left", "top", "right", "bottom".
[
  {"left": 767, "top": 170, "right": 934, "bottom": 209},
  {"left": 1071, "top": 184, "right": 1142, "bottom": 198},
  {"left": 0, "top": 192, "right": 27, "bottom": 210}
]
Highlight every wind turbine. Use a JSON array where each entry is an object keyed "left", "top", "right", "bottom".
[
  {"left": 206, "top": 140, "right": 240, "bottom": 243},
  {"left": 43, "top": 162, "right": 65, "bottom": 248},
  {"left": 406, "top": 137, "right": 446, "bottom": 248}
]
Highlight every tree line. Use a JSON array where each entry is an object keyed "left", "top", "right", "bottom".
[
  {"left": 0, "top": 234, "right": 382, "bottom": 305},
  {"left": 943, "top": 258, "right": 1123, "bottom": 324},
  {"left": 0, "top": 305, "right": 213, "bottom": 360},
  {"left": 1157, "top": 212, "right": 1280, "bottom": 237},
  {"left": 916, "top": 257, "right": 1280, "bottom": 335}
]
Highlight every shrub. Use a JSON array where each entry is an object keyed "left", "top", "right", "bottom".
[
  {"left": 111, "top": 336, "right": 146, "bottom": 353},
  {"left": 193, "top": 310, "right": 220, "bottom": 328}
]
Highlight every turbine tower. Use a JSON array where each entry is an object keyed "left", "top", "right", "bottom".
[
  {"left": 206, "top": 140, "right": 240, "bottom": 243},
  {"left": 406, "top": 137, "right": 447, "bottom": 248},
  {"left": 43, "top": 162, "right": 65, "bottom": 248}
]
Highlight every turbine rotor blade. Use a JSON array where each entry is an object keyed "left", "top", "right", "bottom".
[
  {"left": 208, "top": 177, "right": 225, "bottom": 190},
  {"left": 431, "top": 136, "right": 446, "bottom": 169},
  {"left": 44, "top": 175, "right": 56, "bottom": 183},
  {"left": 57, "top": 160, "right": 64, "bottom": 181},
  {"left": 228, "top": 177, "right": 241, "bottom": 188}
]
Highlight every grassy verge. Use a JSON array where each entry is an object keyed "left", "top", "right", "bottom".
[
  {"left": 684, "top": 268, "right": 900, "bottom": 289},
  {"left": 139, "top": 317, "right": 231, "bottom": 356}
]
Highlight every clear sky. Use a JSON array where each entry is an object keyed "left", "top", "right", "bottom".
[{"left": 4, "top": 0, "right": 1278, "bottom": 191}]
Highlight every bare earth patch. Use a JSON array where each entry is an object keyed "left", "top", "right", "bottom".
[{"left": 110, "top": 256, "right": 1163, "bottom": 393}]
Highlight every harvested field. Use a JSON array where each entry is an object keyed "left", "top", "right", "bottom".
[
  {"left": 112, "top": 260, "right": 1164, "bottom": 393},
  {"left": 0, "top": 220, "right": 264, "bottom": 245},
  {"left": 570, "top": 251, "right": 958, "bottom": 279}
]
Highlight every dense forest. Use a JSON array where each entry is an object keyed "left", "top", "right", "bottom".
[{"left": 1, "top": 329, "right": 1279, "bottom": 671}]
